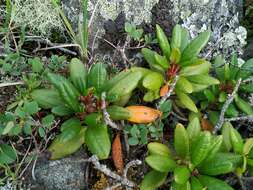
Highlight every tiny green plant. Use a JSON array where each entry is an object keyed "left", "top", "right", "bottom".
[
  {"left": 140, "top": 24, "right": 219, "bottom": 113},
  {"left": 141, "top": 116, "right": 243, "bottom": 190}
]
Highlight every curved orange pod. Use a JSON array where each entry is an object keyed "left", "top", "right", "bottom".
[{"left": 160, "top": 84, "right": 169, "bottom": 97}]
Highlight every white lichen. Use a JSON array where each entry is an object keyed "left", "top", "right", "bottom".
[{"left": 12, "top": 0, "right": 64, "bottom": 37}]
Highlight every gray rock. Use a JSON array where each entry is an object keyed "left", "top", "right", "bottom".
[
  {"left": 61, "top": 0, "right": 246, "bottom": 61},
  {"left": 29, "top": 150, "right": 88, "bottom": 190}
]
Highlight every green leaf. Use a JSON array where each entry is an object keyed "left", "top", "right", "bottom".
[
  {"left": 156, "top": 25, "right": 171, "bottom": 60},
  {"left": 191, "top": 176, "right": 203, "bottom": 190},
  {"left": 143, "top": 89, "right": 160, "bottom": 102},
  {"left": 203, "top": 89, "right": 216, "bottom": 102},
  {"left": 42, "top": 114, "right": 54, "bottom": 128},
  {"left": 38, "top": 127, "right": 46, "bottom": 138},
  {"left": 69, "top": 58, "right": 87, "bottom": 94},
  {"left": 171, "top": 24, "right": 182, "bottom": 49},
  {"left": 85, "top": 124, "right": 111, "bottom": 160},
  {"left": 31, "top": 88, "right": 63, "bottom": 109},
  {"left": 140, "top": 170, "right": 167, "bottom": 190},
  {"left": 191, "top": 131, "right": 211, "bottom": 166},
  {"left": 203, "top": 135, "right": 223, "bottom": 162},
  {"left": 0, "top": 144, "right": 17, "bottom": 165},
  {"left": 154, "top": 53, "right": 169, "bottom": 69},
  {"left": 174, "top": 166, "right": 191, "bottom": 185},
  {"left": 29, "top": 57, "right": 43, "bottom": 73},
  {"left": 198, "top": 158, "right": 234, "bottom": 176},
  {"left": 234, "top": 95, "right": 253, "bottom": 115},
  {"left": 181, "top": 30, "right": 211, "bottom": 62},
  {"left": 51, "top": 105, "right": 74, "bottom": 116},
  {"left": 142, "top": 48, "right": 165, "bottom": 73},
  {"left": 243, "top": 138, "right": 253, "bottom": 155},
  {"left": 108, "top": 71, "right": 142, "bottom": 102},
  {"left": 198, "top": 175, "right": 234, "bottom": 190},
  {"left": 221, "top": 122, "right": 233, "bottom": 151},
  {"left": 148, "top": 142, "right": 171, "bottom": 157},
  {"left": 142, "top": 72, "right": 164, "bottom": 90},
  {"left": 128, "top": 137, "right": 139, "bottom": 145},
  {"left": 174, "top": 123, "right": 189, "bottom": 158},
  {"left": 2, "top": 121, "right": 15, "bottom": 135},
  {"left": 176, "top": 76, "right": 193, "bottom": 93},
  {"left": 145, "top": 154, "right": 176, "bottom": 172},
  {"left": 180, "top": 28, "right": 190, "bottom": 52},
  {"left": 179, "top": 60, "right": 211, "bottom": 76},
  {"left": 176, "top": 91, "right": 198, "bottom": 113},
  {"left": 186, "top": 75, "right": 220, "bottom": 85},
  {"left": 187, "top": 116, "right": 201, "bottom": 142},
  {"left": 88, "top": 62, "right": 107, "bottom": 93},
  {"left": 230, "top": 127, "right": 244, "bottom": 154},
  {"left": 48, "top": 128, "right": 85, "bottom": 160},
  {"left": 171, "top": 181, "right": 191, "bottom": 190},
  {"left": 170, "top": 48, "right": 181, "bottom": 63},
  {"left": 23, "top": 101, "right": 40, "bottom": 115}
]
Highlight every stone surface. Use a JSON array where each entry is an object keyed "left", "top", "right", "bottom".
[
  {"left": 29, "top": 150, "right": 88, "bottom": 190},
  {"left": 62, "top": 0, "right": 246, "bottom": 61}
]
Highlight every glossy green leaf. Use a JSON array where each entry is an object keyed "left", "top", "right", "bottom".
[
  {"left": 108, "top": 71, "right": 142, "bottom": 102},
  {"left": 230, "top": 127, "right": 244, "bottom": 154},
  {"left": 174, "top": 123, "right": 189, "bottom": 158},
  {"left": 145, "top": 154, "right": 176, "bottom": 172},
  {"left": 48, "top": 128, "right": 85, "bottom": 160},
  {"left": 143, "top": 89, "right": 160, "bottom": 102},
  {"left": 221, "top": 122, "right": 233, "bottom": 151},
  {"left": 179, "top": 60, "right": 211, "bottom": 76},
  {"left": 69, "top": 58, "right": 87, "bottom": 94},
  {"left": 191, "top": 176, "right": 203, "bottom": 190},
  {"left": 148, "top": 142, "right": 171, "bottom": 157},
  {"left": 243, "top": 138, "right": 253, "bottom": 155},
  {"left": 156, "top": 25, "right": 171, "bottom": 59},
  {"left": 140, "top": 170, "right": 167, "bottom": 190},
  {"left": 174, "top": 166, "right": 191, "bottom": 185},
  {"left": 198, "top": 175, "right": 234, "bottom": 190},
  {"left": 187, "top": 116, "right": 201, "bottom": 142},
  {"left": 31, "top": 89, "right": 63, "bottom": 109},
  {"left": 170, "top": 48, "right": 181, "bottom": 63},
  {"left": 187, "top": 75, "right": 220, "bottom": 85},
  {"left": 171, "top": 24, "right": 182, "bottom": 49},
  {"left": 176, "top": 91, "right": 198, "bottom": 113},
  {"left": 234, "top": 95, "right": 253, "bottom": 115},
  {"left": 88, "top": 62, "right": 107, "bottom": 93},
  {"left": 142, "top": 48, "right": 165, "bottom": 73},
  {"left": 85, "top": 123, "right": 111, "bottom": 160},
  {"left": 180, "top": 27, "right": 190, "bottom": 52},
  {"left": 176, "top": 76, "right": 193, "bottom": 93},
  {"left": 191, "top": 131, "right": 211, "bottom": 166},
  {"left": 0, "top": 144, "right": 17, "bottom": 165},
  {"left": 154, "top": 53, "right": 169, "bottom": 69},
  {"left": 181, "top": 30, "right": 211, "bottom": 62},
  {"left": 143, "top": 72, "right": 164, "bottom": 90}
]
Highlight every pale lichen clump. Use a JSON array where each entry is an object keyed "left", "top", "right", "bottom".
[
  {"left": 12, "top": 0, "right": 64, "bottom": 37},
  {"left": 171, "top": 0, "right": 247, "bottom": 59},
  {"left": 95, "top": 0, "right": 159, "bottom": 25}
]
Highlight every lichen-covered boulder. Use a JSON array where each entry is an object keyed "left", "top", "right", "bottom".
[
  {"left": 62, "top": 0, "right": 246, "bottom": 60},
  {"left": 29, "top": 151, "right": 88, "bottom": 190}
]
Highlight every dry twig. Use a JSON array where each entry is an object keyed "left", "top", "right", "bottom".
[
  {"left": 101, "top": 92, "right": 121, "bottom": 130},
  {"left": 214, "top": 78, "right": 242, "bottom": 133},
  {"left": 158, "top": 75, "right": 179, "bottom": 109}
]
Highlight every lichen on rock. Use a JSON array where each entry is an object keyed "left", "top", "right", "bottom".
[{"left": 170, "top": 0, "right": 247, "bottom": 59}]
